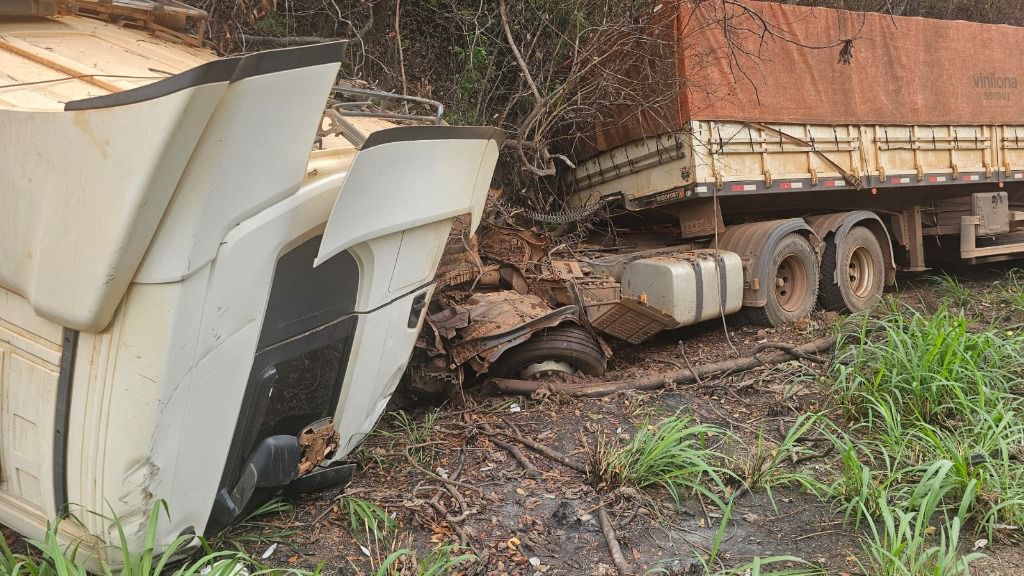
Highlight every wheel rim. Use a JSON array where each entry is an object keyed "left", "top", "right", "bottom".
[
  {"left": 775, "top": 254, "right": 809, "bottom": 313},
  {"left": 519, "top": 360, "right": 577, "bottom": 380},
  {"left": 847, "top": 246, "right": 875, "bottom": 299}
]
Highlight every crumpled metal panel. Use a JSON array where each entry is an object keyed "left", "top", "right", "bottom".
[{"left": 444, "top": 291, "right": 579, "bottom": 369}]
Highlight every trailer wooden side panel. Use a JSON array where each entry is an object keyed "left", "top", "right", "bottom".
[{"left": 572, "top": 122, "right": 1024, "bottom": 210}]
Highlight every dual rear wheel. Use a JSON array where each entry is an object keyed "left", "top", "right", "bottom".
[
  {"left": 746, "top": 225, "right": 885, "bottom": 327},
  {"left": 743, "top": 233, "right": 819, "bottom": 327}
]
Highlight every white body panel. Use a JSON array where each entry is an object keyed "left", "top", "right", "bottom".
[
  {"left": 316, "top": 135, "right": 499, "bottom": 267},
  {"left": 0, "top": 84, "right": 225, "bottom": 331},
  {"left": 0, "top": 290, "right": 63, "bottom": 536},
  {"left": 620, "top": 250, "right": 744, "bottom": 327}
]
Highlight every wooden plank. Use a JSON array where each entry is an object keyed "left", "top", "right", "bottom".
[{"left": 0, "top": 39, "right": 120, "bottom": 94}]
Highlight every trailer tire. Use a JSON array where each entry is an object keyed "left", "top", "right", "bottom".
[
  {"left": 489, "top": 324, "right": 606, "bottom": 380},
  {"left": 745, "top": 233, "right": 819, "bottom": 327},
  {"left": 819, "top": 226, "right": 884, "bottom": 313}
]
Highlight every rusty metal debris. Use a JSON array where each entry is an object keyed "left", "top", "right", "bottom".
[
  {"left": 414, "top": 203, "right": 612, "bottom": 387},
  {"left": 298, "top": 418, "right": 340, "bottom": 475},
  {"left": 413, "top": 209, "right": 622, "bottom": 387},
  {"left": 417, "top": 196, "right": 759, "bottom": 390},
  {"left": 441, "top": 292, "right": 580, "bottom": 372},
  {"left": 478, "top": 226, "right": 547, "bottom": 266}
]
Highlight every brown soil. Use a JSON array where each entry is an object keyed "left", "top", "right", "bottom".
[
  {"left": 4, "top": 267, "right": 1023, "bottom": 574},
  {"left": 226, "top": 264, "right": 1024, "bottom": 575}
]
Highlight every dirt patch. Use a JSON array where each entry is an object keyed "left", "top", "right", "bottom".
[
  {"left": 225, "top": 264, "right": 1024, "bottom": 575},
  {"left": 3, "top": 266, "right": 1020, "bottom": 574}
]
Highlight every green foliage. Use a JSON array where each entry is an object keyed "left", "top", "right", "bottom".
[
  {"left": 993, "top": 268, "right": 1024, "bottom": 316},
  {"left": 705, "top": 496, "right": 735, "bottom": 569},
  {"left": 595, "top": 413, "right": 731, "bottom": 507},
  {"left": 856, "top": 462, "right": 984, "bottom": 576},
  {"left": 339, "top": 495, "right": 395, "bottom": 549},
  {"left": 386, "top": 410, "right": 439, "bottom": 446},
  {"left": 822, "top": 435, "right": 892, "bottom": 526},
  {"left": 449, "top": 38, "right": 491, "bottom": 126},
  {"left": 816, "top": 304, "right": 1024, "bottom": 573},
  {"left": 832, "top": 304, "right": 1024, "bottom": 426},
  {"left": 0, "top": 500, "right": 315, "bottom": 576},
  {"left": 705, "top": 556, "right": 827, "bottom": 576},
  {"left": 373, "top": 543, "right": 475, "bottom": 576},
  {"left": 928, "top": 274, "right": 973, "bottom": 310},
  {"left": 252, "top": 11, "right": 294, "bottom": 37},
  {"left": 735, "top": 413, "right": 829, "bottom": 506},
  {"left": 370, "top": 409, "right": 440, "bottom": 464},
  {"left": 212, "top": 498, "right": 299, "bottom": 552}
]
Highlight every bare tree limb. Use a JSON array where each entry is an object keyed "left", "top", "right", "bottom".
[
  {"left": 493, "top": 335, "right": 838, "bottom": 398},
  {"left": 598, "top": 507, "right": 631, "bottom": 575}
]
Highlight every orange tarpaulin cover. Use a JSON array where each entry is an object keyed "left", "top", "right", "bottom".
[{"left": 591, "top": 1, "right": 1024, "bottom": 153}]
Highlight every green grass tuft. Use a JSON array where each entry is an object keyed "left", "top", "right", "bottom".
[
  {"left": 0, "top": 500, "right": 317, "bottom": 576},
  {"left": 856, "top": 461, "right": 984, "bottom": 576},
  {"left": 832, "top": 304, "right": 1024, "bottom": 426},
  {"left": 820, "top": 303, "right": 1024, "bottom": 572},
  {"left": 928, "top": 273, "right": 973, "bottom": 310},
  {"left": 735, "top": 413, "right": 830, "bottom": 506},
  {"left": 373, "top": 543, "right": 475, "bottom": 576},
  {"left": 595, "top": 413, "right": 731, "bottom": 507}
]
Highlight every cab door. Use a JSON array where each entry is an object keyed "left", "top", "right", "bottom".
[{"left": 314, "top": 126, "right": 502, "bottom": 454}]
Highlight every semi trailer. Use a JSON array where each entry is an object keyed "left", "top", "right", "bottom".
[
  {"left": 0, "top": 0, "right": 500, "bottom": 564},
  {"left": 559, "top": 1, "right": 1024, "bottom": 343},
  {"left": 430, "top": 1, "right": 1024, "bottom": 382}
]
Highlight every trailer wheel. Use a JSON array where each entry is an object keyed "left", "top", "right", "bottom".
[
  {"left": 489, "top": 325, "right": 606, "bottom": 380},
  {"left": 745, "top": 233, "right": 819, "bottom": 327},
  {"left": 819, "top": 226, "right": 884, "bottom": 313}
]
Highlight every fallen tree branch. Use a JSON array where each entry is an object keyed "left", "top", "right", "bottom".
[
  {"left": 476, "top": 425, "right": 588, "bottom": 473},
  {"left": 498, "top": 0, "right": 541, "bottom": 102},
  {"left": 404, "top": 445, "right": 482, "bottom": 494},
  {"left": 438, "top": 449, "right": 475, "bottom": 523},
  {"left": 791, "top": 444, "right": 835, "bottom": 467},
  {"left": 406, "top": 454, "right": 476, "bottom": 551},
  {"left": 481, "top": 424, "right": 542, "bottom": 478},
  {"left": 752, "top": 342, "right": 826, "bottom": 364},
  {"left": 493, "top": 335, "right": 838, "bottom": 398},
  {"left": 598, "top": 507, "right": 631, "bottom": 575}
]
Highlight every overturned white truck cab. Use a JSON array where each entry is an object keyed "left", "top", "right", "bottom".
[{"left": 0, "top": 0, "right": 500, "bottom": 561}]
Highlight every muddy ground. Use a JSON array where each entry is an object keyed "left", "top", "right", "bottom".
[
  {"left": 4, "top": 267, "right": 1020, "bottom": 574},
  {"left": 213, "top": 264, "right": 1024, "bottom": 575}
]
